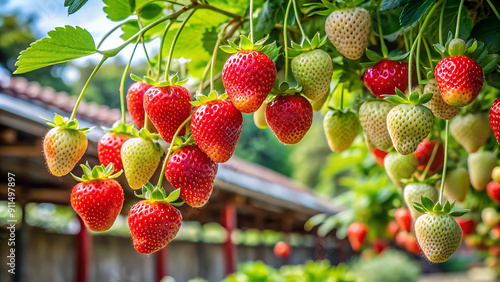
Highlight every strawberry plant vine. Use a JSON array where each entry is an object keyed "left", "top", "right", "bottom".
[{"left": 14, "top": 0, "right": 500, "bottom": 264}]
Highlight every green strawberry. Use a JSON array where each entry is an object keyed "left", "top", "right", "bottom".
[
  {"left": 292, "top": 49, "right": 333, "bottom": 102},
  {"left": 358, "top": 101, "right": 394, "bottom": 151},
  {"left": 121, "top": 129, "right": 163, "bottom": 190},
  {"left": 468, "top": 150, "right": 497, "bottom": 191},
  {"left": 413, "top": 198, "right": 467, "bottom": 263},
  {"left": 323, "top": 108, "right": 359, "bottom": 153},
  {"left": 482, "top": 207, "right": 500, "bottom": 228},
  {"left": 384, "top": 151, "right": 418, "bottom": 188},
  {"left": 424, "top": 79, "right": 458, "bottom": 120},
  {"left": 443, "top": 167, "right": 470, "bottom": 202},
  {"left": 384, "top": 90, "right": 434, "bottom": 155},
  {"left": 404, "top": 183, "right": 438, "bottom": 220},
  {"left": 42, "top": 114, "right": 91, "bottom": 177},
  {"left": 450, "top": 113, "right": 491, "bottom": 153}
]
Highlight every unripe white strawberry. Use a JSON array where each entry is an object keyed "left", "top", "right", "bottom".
[
  {"left": 384, "top": 151, "right": 418, "bottom": 188},
  {"left": 323, "top": 109, "right": 359, "bottom": 153},
  {"left": 450, "top": 113, "right": 491, "bottom": 153},
  {"left": 443, "top": 167, "right": 470, "bottom": 202},
  {"left": 424, "top": 79, "right": 458, "bottom": 120},
  {"left": 404, "top": 183, "right": 438, "bottom": 220},
  {"left": 359, "top": 101, "right": 394, "bottom": 151},
  {"left": 325, "top": 7, "right": 371, "bottom": 60},
  {"left": 292, "top": 49, "right": 333, "bottom": 101},
  {"left": 468, "top": 150, "right": 497, "bottom": 191}
]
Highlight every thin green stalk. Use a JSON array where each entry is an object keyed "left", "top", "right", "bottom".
[
  {"left": 486, "top": 0, "right": 500, "bottom": 21},
  {"left": 292, "top": 0, "right": 306, "bottom": 40},
  {"left": 97, "top": 22, "right": 124, "bottom": 49},
  {"left": 421, "top": 140, "right": 439, "bottom": 180},
  {"left": 439, "top": 0, "right": 447, "bottom": 45},
  {"left": 164, "top": 9, "right": 196, "bottom": 81},
  {"left": 157, "top": 20, "right": 174, "bottom": 80},
  {"left": 199, "top": 60, "right": 212, "bottom": 93},
  {"left": 376, "top": 10, "right": 388, "bottom": 58},
  {"left": 137, "top": 18, "right": 154, "bottom": 74},
  {"left": 422, "top": 37, "right": 433, "bottom": 69},
  {"left": 284, "top": 0, "right": 292, "bottom": 82},
  {"left": 408, "top": 3, "right": 440, "bottom": 92},
  {"left": 340, "top": 84, "right": 344, "bottom": 110},
  {"left": 157, "top": 115, "right": 192, "bottom": 189},
  {"left": 416, "top": 23, "right": 422, "bottom": 93},
  {"left": 249, "top": 0, "right": 254, "bottom": 42},
  {"left": 210, "top": 37, "right": 224, "bottom": 91},
  {"left": 455, "top": 0, "right": 465, "bottom": 38},
  {"left": 119, "top": 40, "right": 141, "bottom": 124},
  {"left": 403, "top": 32, "right": 409, "bottom": 53},
  {"left": 70, "top": 57, "right": 107, "bottom": 121},
  {"left": 439, "top": 120, "right": 450, "bottom": 205}
]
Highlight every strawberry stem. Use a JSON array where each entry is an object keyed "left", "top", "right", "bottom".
[
  {"left": 439, "top": 0, "right": 447, "bottom": 46},
  {"left": 284, "top": 0, "right": 293, "bottom": 82},
  {"left": 164, "top": 9, "right": 197, "bottom": 82},
  {"left": 415, "top": 22, "right": 422, "bottom": 93},
  {"left": 156, "top": 115, "right": 192, "bottom": 190},
  {"left": 455, "top": 0, "right": 465, "bottom": 39},
  {"left": 157, "top": 20, "right": 175, "bottom": 81},
  {"left": 96, "top": 22, "right": 124, "bottom": 49},
  {"left": 420, "top": 140, "right": 439, "bottom": 180},
  {"left": 137, "top": 18, "right": 154, "bottom": 75},
  {"left": 249, "top": 0, "right": 254, "bottom": 42},
  {"left": 70, "top": 56, "right": 108, "bottom": 121},
  {"left": 119, "top": 39, "right": 141, "bottom": 124},
  {"left": 486, "top": 0, "right": 500, "bottom": 21},
  {"left": 376, "top": 10, "right": 388, "bottom": 58},
  {"left": 340, "top": 84, "right": 344, "bottom": 110},
  {"left": 422, "top": 37, "right": 433, "bottom": 69},
  {"left": 292, "top": 0, "right": 306, "bottom": 42},
  {"left": 438, "top": 120, "right": 450, "bottom": 205}
]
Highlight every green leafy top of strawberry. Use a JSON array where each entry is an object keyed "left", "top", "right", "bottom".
[
  {"left": 361, "top": 49, "right": 410, "bottom": 68},
  {"left": 413, "top": 196, "right": 469, "bottom": 217},
  {"left": 42, "top": 114, "right": 93, "bottom": 133},
  {"left": 135, "top": 182, "right": 184, "bottom": 206},
  {"left": 102, "top": 120, "right": 134, "bottom": 135},
  {"left": 190, "top": 90, "right": 228, "bottom": 107},
  {"left": 71, "top": 162, "right": 122, "bottom": 182},
  {"left": 288, "top": 33, "right": 328, "bottom": 57},
  {"left": 269, "top": 81, "right": 303, "bottom": 97},
  {"left": 131, "top": 127, "right": 164, "bottom": 155},
  {"left": 130, "top": 73, "right": 188, "bottom": 87},
  {"left": 433, "top": 33, "right": 499, "bottom": 74},
  {"left": 401, "top": 175, "right": 440, "bottom": 186},
  {"left": 304, "top": 0, "right": 365, "bottom": 16},
  {"left": 383, "top": 89, "right": 433, "bottom": 105},
  {"left": 220, "top": 35, "right": 280, "bottom": 62}
]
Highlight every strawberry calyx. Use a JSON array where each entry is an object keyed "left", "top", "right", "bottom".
[
  {"left": 71, "top": 162, "right": 122, "bottom": 183},
  {"left": 269, "top": 81, "right": 302, "bottom": 98},
  {"left": 383, "top": 89, "right": 432, "bottom": 105},
  {"left": 102, "top": 120, "right": 134, "bottom": 135},
  {"left": 130, "top": 73, "right": 188, "bottom": 87},
  {"left": 304, "top": 0, "right": 365, "bottom": 16},
  {"left": 42, "top": 114, "right": 93, "bottom": 133},
  {"left": 361, "top": 49, "right": 410, "bottom": 68},
  {"left": 288, "top": 33, "right": 328, "bottom": 58},
  {"left": 131, "top": 127, "right": 164, "bottom": 155},
  {"left": 170, "top": 135, "right": 195, "bottom": 152},
  {"left": 134, "top": 182, "right": 184, "bottom": 207},
  {"left": 220, "top": 35, "right": 280, "bottom": 62},
  {"left": 413, "top": 196, "right": 469, "bottom": 217},
  {"left": 190, "top": 90, "right": 228, "bottom": 107},
  {"left": 401, "top": 175, "right": 440, "bottom": 186}
]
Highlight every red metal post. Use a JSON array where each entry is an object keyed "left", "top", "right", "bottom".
[
  {"left": 222, "top": 202, "right": 237, "bottom": 275},
  {"left": 76, "top": 216, "right": 91, "bottom": 282},
  {"left": 156, "top": 246, "right": 168, "bottom": 281}
]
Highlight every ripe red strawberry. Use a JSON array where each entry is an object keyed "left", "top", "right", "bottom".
[
  {"left": 434, "top": 55, "right": 484, "bottom": 107},
  {"left": 454, "top": 217, "right": 476, "bottom": 236},
  {"left": 414, "top": 138, "right": 444, "bottom": 174},
  {"left": 266, "top": 94, "right": 313, "bottom": 145},
  {"left": 143, "top": 85, "right": 192, "bottom": 142},
  {"left": 43, "top": 114, "right": 90, "bottom": 177},
  {"left": 395, "top": 231, "right": 408, "bottom": 247},
  {"left": 487, "top": 181, "right": 500, "bottom": 203},
  {"left": 274, "top": 241, "right": 292, "bottom": 258},
  {"left": 405, "top": 234, "right": 422, "bottom": 255},
  {"left": 126, "top": 81, "right": 152, "bottom": 128},
  {"left": 371, "top": 239, "right": 388, "bottom": 255},
  {"left": 491, "top": 226, "right": 500, "bottom": 240},
  {"left": 364, "top": 60, "right": 409, "bottom": 99},
  {"left": 190, "top": 92, "right": 243, "bottom": 163},
  {"left": 128, "top": 199, "right": 182, "bottom": 254},
  {"left": 165, "top": 144, "right": 218, "bottom": 207},
  {"left": 222, "top": 50, "right": 276, "bottom": 113},
  {"left": 372, "top": 148, "right": 388, "bottom": 167},
  {"left": 347, "top": 222, "right": 368, "bottom": 251},
  {"left": 490, "top": 97, "right": 500, "bottom": 144},
  {"left": 71, "top": 163, "right": 124, "bottom": 232},
  {"left": 387, "top": 221, "right": 400, "bottom": 239},
  {"left": 395, "top": 208, "right": 412, "bottom": 232},
  {"left": 97, "top": 122, "right": 133, "bottom": 174}
]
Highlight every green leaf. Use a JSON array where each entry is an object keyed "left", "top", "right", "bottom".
[
  {"left": 400, "top": 0, "right": 435, "bottom": 28},
  {"left": 305, "top": 214, "right": 328, "bottom": 231},
  {"left": 418, "top": 93, "right": 433, "bottom": 104},
  {"left": 481, "top": 54, "right": 499, "bottom": 75},
  {"left": 409, "top": 91, "right": 419, "bottom": 103},
  {"left": 64, "top": 0, "right": 89, "bottom": 15},
  {"left": 139, "top": 3, "right": 163, "bottom": 20},
  {"left": 433, "top": 202, "right": 442, "bottom": 212},
  {"left": 365, "top": 49, "right": 383, "bottom": 62},
  {"left": 103, "top": 0, "right": 134, "bottom": 21},
  {"left": 380, "top": 0, "right": 408, "bottom": 11},
  {"left": 421, "top": 196, "right": 435, "bottom": 211},
  {"left": 444, "top": 201, "right": 451, "bottom": 213},
  {"left": 254, "top": 0, "right": 285, "bottom": 40},
  {"left": 471, "top": 17, "right": 500, "bottom": 53},
  {"left": 166, "top": 188, "right": 181, "bottom": 203},
  {"left": 14, "top": 26, "right": 96, "bottom": 74},
  {"left": 450, "top": 209, "right": 469, "bottom": 217}
]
